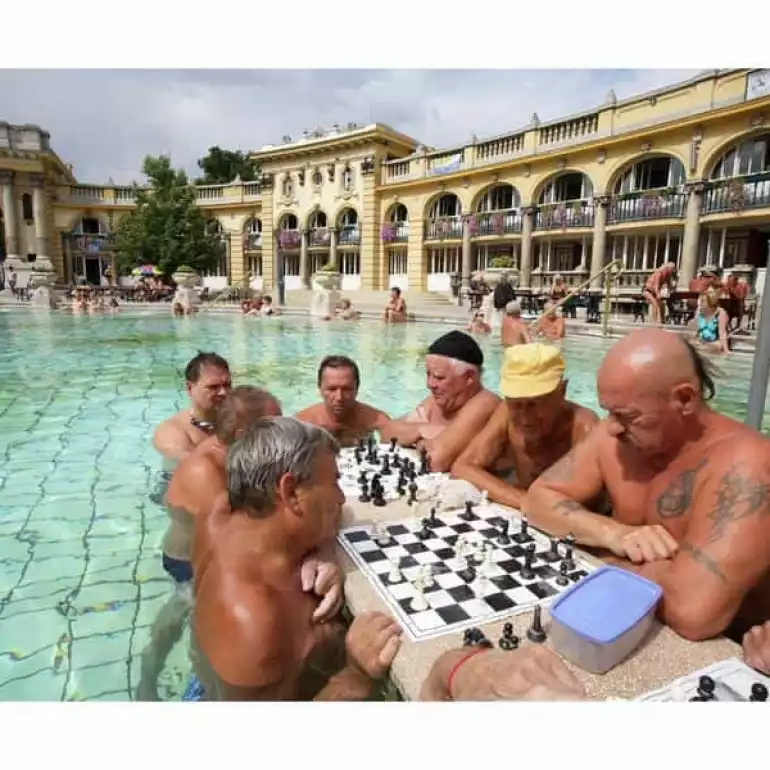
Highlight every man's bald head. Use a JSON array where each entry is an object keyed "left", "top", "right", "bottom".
[
  {"left": 215, "top": 386, "right": 282, "bottom": 445},
  {"left": 597, "top": 330, "right": 715, "bottom": 458}
]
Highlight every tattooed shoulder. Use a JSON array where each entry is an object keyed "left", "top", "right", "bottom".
[
  {"left": 705, "top": 462, "right": 770, "bottom": 545},
  {"left": 680, "top": 542, "right": 729, "bottom": 585}
]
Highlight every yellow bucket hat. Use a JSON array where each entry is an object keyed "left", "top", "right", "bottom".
[{"left": 499, "top": 343, "right": 565, "bottom": 399}]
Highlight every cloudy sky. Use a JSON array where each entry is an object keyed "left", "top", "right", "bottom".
[{"left": 0, "top": 69, "right": 703, "bottom": 185}]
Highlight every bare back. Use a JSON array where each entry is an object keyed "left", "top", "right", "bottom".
[
  {"left": 501, "top": 317, "right": 529, "bottom": 347},
  {"left": 192, "top": 514, "right": 345, "bottom": 701}
]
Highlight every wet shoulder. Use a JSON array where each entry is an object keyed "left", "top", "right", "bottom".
[{"left": 294, "top": 403, "right": 326, "bottom": 425}]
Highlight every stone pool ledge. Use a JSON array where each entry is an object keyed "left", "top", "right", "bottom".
[{"left": 338, "top": 496, "right": 740, "bottom": 702}]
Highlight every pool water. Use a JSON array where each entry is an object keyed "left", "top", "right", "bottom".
[{"left": 0, "top": 309, "right": 766, "bottom": 701}]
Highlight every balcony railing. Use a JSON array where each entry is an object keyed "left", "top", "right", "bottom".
[
  {"left": 534, "top": 202, "right": 595, "bottom": 230},
  {"left": 61, "top": 182, "right": 260, "bottom": 206},
  {"left": 608, "top": 190, "right": 687, "bottom": 224},
  {"left": 702, "top": 172, "right": 770, "bottom": 214},
  {"left": 338, "top": 226, "right": 360, "bottom": 245},
  {"left": 425, "top": 216, "right": 463, "bottom": 240},
  {"left": 381, "top": 221, "right": 409, "bottom": 243},
  {"left": 309, "top": 228, "right": 332, "bottom": 247},
  {"left": 243, "top": 233, "right": 263, "bottom": 250},
  {"left": 472, "top": 210, "right": 522, "bottom": 236},
  {"left": 66, "top": 233, "right": 116, "bottom": 253}
]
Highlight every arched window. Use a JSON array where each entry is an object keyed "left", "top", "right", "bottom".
[
  {"left": 614, "top": 156, "right": 686, "bottom": 194},
  {"left": 711, "top": 134, "right": 770, "bottom": 179},
  {"left": 428, "top": 194, "right": 461, "bottom": 218},
  {"left": 389, "top": 204, "right": 408, "bottom": 223},
  {"left": 539, "top": 173, "right": 593, "bottom": 204},
  {"left": 476, "top": 184, "right": 519, "bottom": 212}
]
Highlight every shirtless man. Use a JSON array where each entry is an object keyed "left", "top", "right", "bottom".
[
  {"left": 379, "top": 330, "right": 500, "bottom": 472},
  {"left": 452, "top": 343, "right": 598, "bottom": 509},
  {"left": 152, "top": 351, "right": 232, "bottom": 463},
  {"left": 743, "top": 621, "right": 770, "bottom": 674},
  {"left": 190, "top": 417, "right": 402, "bottom": 700},
  {"left": 383, "top": 286, "right": 407, "bottom": 323},
  {"left": 534, "top": 301, "right": 566, "bottom": 341},
  {"left": 501, "top": 301, "right": 530, "bottom": 347},
  {"left": 295, "top": 355, "right": 390, "bottom": 448},
  {"left": 643, "top": 261, "right": 677, "bottom": 325},
  {"left": 137, "top": 390, "right": 343, "bottom": 701},
  {"left": 524, "top": 329, "right": 770, "bottom": 642}
]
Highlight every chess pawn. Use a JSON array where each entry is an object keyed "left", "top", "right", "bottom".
[
  {"left": 411, "top": 577, "right": 429, "bottom": 611},
  {"left": 387, "top": 558, "right": 403, "bottom": 584}
]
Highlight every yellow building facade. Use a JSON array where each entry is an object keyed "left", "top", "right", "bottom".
[{"left": 2, "top": 68, "right": 770, "bottom": 295}]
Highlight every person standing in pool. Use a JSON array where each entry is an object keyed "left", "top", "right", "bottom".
[
  {"left": 187, "top": 417, "right": 401, "bottom": 701},
  {"left": 137, "top": 388, "right": 344, "bottom": 701},
  {"left": 152, "top": 352, "right": 232, "bottom": 463},
  {"left": 379, "top": 330, "right": 499, "bottom": 473},
  {"left": 294, "top": 356, "right": 390, "bottom": 448},
  {"left": 451, "top": 343, "right": 598, "bottom": 508}
]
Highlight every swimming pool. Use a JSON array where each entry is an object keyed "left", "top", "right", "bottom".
[{"left": 0, "top": 309, "right": 766, "bottom": 701}]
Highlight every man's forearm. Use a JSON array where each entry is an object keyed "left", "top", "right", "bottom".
[
  {"left": 379, "top": 419, "right": 424, "bottom": 446},
  {"left": 452, "top": 463, "right": 525, "bottom": 510},
  {"left": 524, "top": 489, "right": 619, "bottom": 548},
  {"left": 314, "top": 666, "right": 372, "bottom": 701}
]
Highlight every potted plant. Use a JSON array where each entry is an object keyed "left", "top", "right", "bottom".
[
  {"left": 484, "top": 255, "right": 519, "bottom": 288},
  {"left": 172, "top": 264, "right": 201, "bottom": 287},
  {"left": 278, "top": 229, "right": 301, "bottom": 249},
  {"left": 381, "top": 222, "right": 396, "bottom": 243}
]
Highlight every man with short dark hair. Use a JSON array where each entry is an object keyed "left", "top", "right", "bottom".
[
  {"left": 380, "top": 330, "right": 499, "bottom": 472},
  {"left": 189, "top": 417, "right": 402, "bottom": 701},
  {"left": 152, "top": 352, "right": 232, "bottom": 463},
  {"left": 383, "top": 286, "right": 407, "bottom": 323},
  {"left": 525, "top": 329, "right": 770, "bottom": 643},
  {"left": 295, "top": 355, "right": 390, "bottom": 447}
]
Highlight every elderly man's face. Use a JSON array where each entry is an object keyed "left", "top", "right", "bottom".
[
  {"left": 506, "top": 381, "right": 567, "bottom": 439},
  {"left": 295, "top": 448, "right": 345, "bottom": 542},
  {"left": 425, "top": 354, "right": 475, "bottom": 411}
]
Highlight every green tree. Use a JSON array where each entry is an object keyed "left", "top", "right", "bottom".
[
  {"left": 196, "top": 146, "right": 259, "bottom": 184},
  {"left": 115, "top": 155, "right": 224, "bottom": 277}
]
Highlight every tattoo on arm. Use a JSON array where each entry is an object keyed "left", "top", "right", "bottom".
[
  {"left": 680, "top": 542, "right": 729, "bottom": 585},
  {"left": 705, "top": 464, "right": 770, "bottom": 545},
  {"left": 555, "top": 499, "right": 587, "bottom": 517},
  {"left": 655, "top": 459, "right": 708, "bottom": 519}
]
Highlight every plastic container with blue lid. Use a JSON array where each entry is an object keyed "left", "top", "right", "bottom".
[{"left": 549, "top": 565, "right": 662, "bottom": 674}]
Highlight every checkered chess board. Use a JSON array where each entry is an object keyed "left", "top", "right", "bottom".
[{"left": 338, "top": 501, "right": 595, "bottom": 642}]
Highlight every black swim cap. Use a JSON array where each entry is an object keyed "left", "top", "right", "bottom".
[{"left": 426, "top": 330, "right": 484, "bottom": 368}]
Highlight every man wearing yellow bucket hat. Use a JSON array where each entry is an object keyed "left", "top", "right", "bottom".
[{"left": 452, "top": 343, "right": 598, "bottom": 509}]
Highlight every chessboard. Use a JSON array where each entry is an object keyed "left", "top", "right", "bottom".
[
  {"left": 337, "top": 439, "right": 446, "bottom": 505},
  {"left": 338, "top": 498, "right": 595, "bottom": 642},
  {"left": 636, "top": 657, "right": 770, "bottom": 702}
]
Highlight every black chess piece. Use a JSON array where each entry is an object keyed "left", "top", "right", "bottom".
[
  {"left": 497, "top": 519, "right": 511, "bottom": 545},
  {"left": 419, "top": 447, "right": 429, "bottom": 475},
  {"left": 542, "top": 537, "right": 560, "bottom": 563},
  {"left": 513, "top": 517, "right": 531, "bottom": 544},
  {"left": 416, "top": 520, "right": 432, "bottom": 540},
  {"left": 459, "top": 500, "right": 474, "bottom": 521},
  {"left": 380, "top": 455, "right": 392, "bottom": 476},
  {"left": 389, "top": 437, "right": 397, "bottom": 453},
  {"left": 396, "top": 479, "right": 406, "bottom": 497},
  {"left": 520, "top": 551, "right": 535, "bottom": 581},
  {"left": 526, "top": 605, "right": 547, "bottom": 644},
  {"left": 459, "top": 563, "right": 476, "bottom": 583},
  {"left": 750, "top": 682, "right": 769, "bottom": 702},
  {"left": 696, "top": 675, "right": 716, "bottom": 700},
  {"left": 556, "top": 561, "right": 570, "bottom": 586},
  {"left": 463, "top": 627, "right": 488, "bottom": 647},
  {"left": 372, "top": 482, "right": 387, "bottom": 507},
  {"left": 562, "top": 534, "right": 576, "bottom": 571},
  {"left": 358, "top": 481, "right": 371, "bottom": 503},
  {"left": 428, "top": 507, "right": 438, "bottom": 527},
  {"left": 498, "top": 622, "right": 520, "bottom": 651}
]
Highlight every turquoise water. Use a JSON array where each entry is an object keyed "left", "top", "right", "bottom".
[{"left": 0, "top": 308, "right": 766, "bottom": 701}]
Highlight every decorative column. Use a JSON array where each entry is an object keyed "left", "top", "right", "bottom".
[
  {"left": 589, "top": 195, "right": 609, "bottom": 288},
  {"left": 519, "top": 207, "right": 534, "bottom": 287},
  {"left": 679, "top": 182, "right": 704, "bottom": 287},
  {"left": 30, "top": 174, "right": 50, "bottom": 263},
  {"left": 1, "top": 171, "right": 19, "bottom": 261},
  {"left": 461, "top": 216, "right": 472, "bottom": 288},
  {"left": 299, "top": 229, "right": 310, "bottom": 288},
  {"left": 329, "top": 227, "right": 338, "bottom": 269}
]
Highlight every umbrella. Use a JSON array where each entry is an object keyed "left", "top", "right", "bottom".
[{"left": 132, "top": 264, "right": 162, "bottom": 277}]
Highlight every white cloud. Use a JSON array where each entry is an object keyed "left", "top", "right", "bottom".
[{"left": 0, "top": 69, "right": 702, "bottom": 184}]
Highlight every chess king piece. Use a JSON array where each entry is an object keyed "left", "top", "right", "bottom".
[{"left": 526, "top": 605, "right": 547, "bottom": 644}]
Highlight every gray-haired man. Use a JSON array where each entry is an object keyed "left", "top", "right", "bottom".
[{"left": 186, "top": 417, "right": 402, "bottom": 701}]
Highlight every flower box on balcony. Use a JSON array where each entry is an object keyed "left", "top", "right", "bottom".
[
  {"left": 490, "top": 214, "right": 504, "bottom": 236},
  {"left": 278, "top": 230, "right": 301, "bottom": 249},
  {"left": 466, "top": 215, "right": 478, "bottom": 237},
  {"left": 380, "top": 223, "right": 396, "bottom": 243}
]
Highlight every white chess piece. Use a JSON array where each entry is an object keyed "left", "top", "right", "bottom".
[
  {"left": 480, "top": 543, "right": 495, "bottom": 577},
  {"left": 388, "top": 558, "right": 402, "bottom": 584},
  {"left": 421, "top": 564, "right": 435, "bottom": 588},
  {"left": 411, "top": 578, "right": 429, "bottom": 611},
  {"left": 480, "top": 490, "right": 489, "bottom": 508}
]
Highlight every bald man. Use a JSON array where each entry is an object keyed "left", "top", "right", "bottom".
[
  {"left": 524, "top": 328, "right": 770, "bottom": 643},
  {"left": 380, "top": 330, "right": 500, "bottom": 472}
]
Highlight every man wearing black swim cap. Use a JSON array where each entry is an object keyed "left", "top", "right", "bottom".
[{"left": 380, "top": 330, "right": 499, "bottom": 472}]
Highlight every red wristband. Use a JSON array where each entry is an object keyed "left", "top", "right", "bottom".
[{"left": 446, "top": 648, "right": 488, "bottom": 699}]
